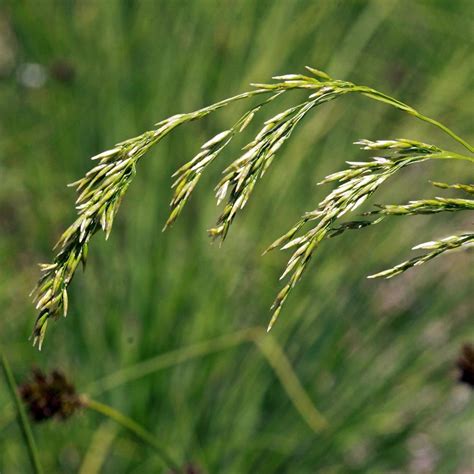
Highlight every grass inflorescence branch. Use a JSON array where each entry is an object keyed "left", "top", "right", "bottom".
[
  {"left": 367, "top": 233, "right": 474, "bottom": 279},
  {"left": 32, "top": 67, "right": 474, "bottom": 347}
]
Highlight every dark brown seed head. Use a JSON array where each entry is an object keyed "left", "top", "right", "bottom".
[
  {"left": 456, "top": 343, "right": 474, "bottom": 388},
  {"left": 19, "top": 368, "right": 82, "bottom": 422}
]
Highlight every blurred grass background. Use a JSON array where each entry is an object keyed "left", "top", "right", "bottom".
[{"left": 0, "top": 0, "right": 473, "bottom": 472}]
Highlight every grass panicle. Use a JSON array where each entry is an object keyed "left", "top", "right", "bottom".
[
  {"left": 31, "top": 89, "right": 270, "bottom": 349},
  {"left": 32, "top": 67, "right": 474, "bottom": 347},
  {"left": 264, "top": 139, "right": 474, "bottom": 330},
  {"left": 367, "top": 233, "right": 474, "bottom": 279}
]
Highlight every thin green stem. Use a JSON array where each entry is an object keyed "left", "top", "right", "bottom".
[
  {"left": 82, "top": 397, "right": 181, "bottom": 472},
  {"left": 358, "top": 87, "right": 474, "bottom": 153},
  {"left": 255, "top": 335, "right": 328, "bottom": 432},
  {"left": 414, "top": 113, "right": 474, "bottom": 154},
  {"left": 428, "top": 151, "right": 474, "bottom": 164},
  {"left": 1, "top": 352, "right": 43, "bottom": 474},
  {"left": 86, "top": 329, "right": 256, "bottom": 395},
  {"left": 86, "top": 327, "right": 327, "bottom": 433},
  {"left": 441, "top": 151, "right": 474, "bottom": 163},
  {"left": 78, "top": 421, "right": 118, "bottom": 474}
]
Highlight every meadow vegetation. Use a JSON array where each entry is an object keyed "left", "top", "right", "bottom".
[{"left": 1, "top": 1, "right": 473, "bottom": 473}]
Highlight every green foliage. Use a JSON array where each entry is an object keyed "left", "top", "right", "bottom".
[{"left": 1, "top": 1, "right": 473, "bottom": 473}]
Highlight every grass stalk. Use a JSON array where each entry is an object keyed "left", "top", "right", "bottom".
[
  {"left": 87, "top": 327, "right": 327, "bottom": 433},
  {"left": 1, "top": 352, "right": 43, "bottom": 474},
  {"left": 82, "top": 397, "right": 181, "bottom": 472},
  {"left": 78, "top": 421, "right": 118, "bottom": 474},
  {"left": 358, "top": 87, "right": 474, "bottom": 153},
  {"left": 414, "top": 112, "right": 474, "bottom": 153},
  {"left": 254, "top": 334, "right": 328, "bottom": 432}
]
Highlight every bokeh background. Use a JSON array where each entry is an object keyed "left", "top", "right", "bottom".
[{"left": 1, "top": 1, "right": 473, "bottom": 472}]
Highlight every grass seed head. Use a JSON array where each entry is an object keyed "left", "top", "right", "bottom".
[
  {"left": 19, "top": 369, "right": 82, "bottom": 422},
  {"left": 31, "top": 68, "right": 474, "bottom": 345}
]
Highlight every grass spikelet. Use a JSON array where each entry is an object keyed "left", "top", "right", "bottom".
[{"left": 368, "top": 233, "right": 474, "bottom": 279}]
